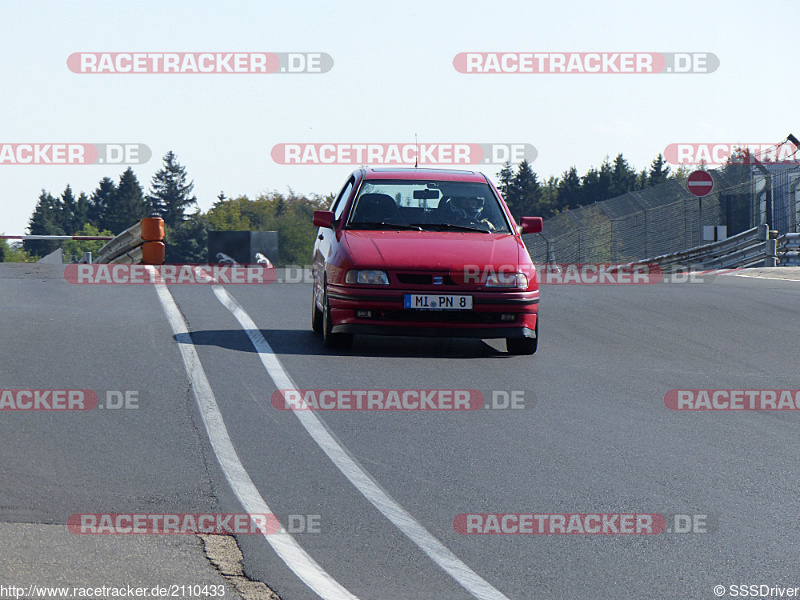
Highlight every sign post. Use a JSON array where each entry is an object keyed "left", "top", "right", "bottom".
[{"left": 687, "top": 170, "right": 714, "bottom": 237}]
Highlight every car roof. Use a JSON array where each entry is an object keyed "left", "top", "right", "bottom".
[{"left": 360, "top": 167, "right": 488, "bottom": 183}]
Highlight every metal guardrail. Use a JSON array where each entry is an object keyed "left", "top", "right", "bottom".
[
  {"left": 94, "top": 217, "right": 165, "bottom": 265},
  {"left": 607, "top": 224, "right": 782, "bottom": 273},
  {"left": 778, "top": 233, "right": 800, "bottom": 266}
]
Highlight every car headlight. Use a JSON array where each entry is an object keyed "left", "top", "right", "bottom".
[
  {"left": 345, "top": 269, "right": 390, "bottom": 285},
  {"left": 485, "top": 272, "right": 528, "bottom": 288}
]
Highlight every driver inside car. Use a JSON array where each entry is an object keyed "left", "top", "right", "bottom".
[{"left": 439, "top": 195, "right": 497, "bottom": 231}]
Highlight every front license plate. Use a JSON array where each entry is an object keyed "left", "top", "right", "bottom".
[{"left": 404, "top": 294, "right": 472, "bottom": 310}]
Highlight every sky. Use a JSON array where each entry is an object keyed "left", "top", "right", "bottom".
[{"left": 1, "top": 0, "right": 798, "bottom": 236}]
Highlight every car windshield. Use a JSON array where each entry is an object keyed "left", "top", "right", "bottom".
[{"left": 345, "top": 180, "right": 511, "bottom": 233}]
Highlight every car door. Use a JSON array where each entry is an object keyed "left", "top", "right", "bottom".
[{"left": 313, "top": 175, "right": 355, "bottom": 301}]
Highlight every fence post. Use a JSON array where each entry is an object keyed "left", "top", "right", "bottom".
[{"left": 765, "top": 238, "right": 778, "bottom": 267}]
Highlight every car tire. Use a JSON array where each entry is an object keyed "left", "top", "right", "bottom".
[
  {"left": 322, "top": 285, "right": 353, "bottom": 349},
  {"left": 506, "top": 325, "right": 538, "bottom": 355},
  {"left": 312, "top": 284, "right": 323, "bottom": 334}
]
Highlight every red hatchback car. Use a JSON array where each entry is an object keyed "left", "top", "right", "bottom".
[{"left": 311, "top": 168, "right": 543, "bottom": 354}]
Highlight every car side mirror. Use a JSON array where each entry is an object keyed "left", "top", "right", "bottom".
[
  {"left": 519, "top": 217, "right": 543, "bottom": 234},
  {"left": 313, "top": 210, "right": 335, "bottom": 229}
]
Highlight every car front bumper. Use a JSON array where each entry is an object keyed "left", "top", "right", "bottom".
[{"left": 327, "top": 284, "right": 538, "bottom": 339}]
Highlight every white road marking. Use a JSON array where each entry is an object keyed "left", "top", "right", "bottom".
[
  {"left": 726, "top": 272, "right": 800, "bottom": 282},
  {"left": 151, "top": 280, "right": 359, "bottom": 600},
  {"left": 214, "top": 285, "right": 511, "bottom": 600}
]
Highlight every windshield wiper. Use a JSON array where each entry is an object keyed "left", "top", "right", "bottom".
[
  {"left": 347, "top": 221, "right": 423, "bottom": 231},
  {"left": 410, "top": 223, "right": 492, "bottom": 233}
]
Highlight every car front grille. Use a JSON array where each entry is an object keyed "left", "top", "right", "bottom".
[{"left": 393, "top": 272, "right": 459, "bottom": 286}]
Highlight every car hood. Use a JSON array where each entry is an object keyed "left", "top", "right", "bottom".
[{"left": 341, "top": 230, "right": 525, "bottom": 270}]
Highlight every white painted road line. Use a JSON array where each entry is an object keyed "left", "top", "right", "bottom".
[
  {"left": 214, "top": 285, "right": 512, "bottom": 600},
  {"left": 727, "top": 272, "right": 800, "bottom": 282},
  {"left": 151, "top": 279, "right": 360, "bottom": 600}
]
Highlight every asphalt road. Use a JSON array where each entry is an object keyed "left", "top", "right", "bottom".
[{"left": 2, "top": 263, "right": 799, "bottom": 600}]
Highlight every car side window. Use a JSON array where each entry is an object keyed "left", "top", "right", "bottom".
[{"left": 332, "top": 179, "right": 354, "bottom": 221}]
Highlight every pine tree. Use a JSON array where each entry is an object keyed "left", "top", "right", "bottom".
[
  {"left": 496, "top": 162, "right": 515, "bottom": 200},
  {"left": 75, "top": 192, "right": 90, "bottom": 232},
  {"left": 637, "top": 168, "right": 648, "bottom": 190},
  {"left": 24, "top": 190, "right": 63, "bottom": 256},
  {"left": 59, "top": 185, "right": 78, "bottom": 234},
  {"left": 539, "top": 177, "right": 560, "bottom": 218},
  {"left": 510, "top": 160, "right": 540, "bottom": 218},
  {"left": 165, "top": 211, "right": 208, "bottom": 263},
  {"left": 89, "top": 177, "right": 117, "bottom": 230},
  {"left": 105, "top": 168, "right": 146, "bottom": 234},
  {"left": 610, "top": 153, "right": 638, "bottom": 197},
  {"left": 556, "top": 167, "right": 582, "bottom": 211},
  {"left": 579, "top": 157, "right": 613, "bottom": 205},
  {"left": 146, "top": 151, "right": 197, "bottom": 228},
  {"left": 648, "top": 153, "right": 671, "bottom": 187},
  {"left": 669, "top": 165, "right": 691, "bottom": 180}
]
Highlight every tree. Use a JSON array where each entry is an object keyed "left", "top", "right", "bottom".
[
  {"left": 496, "top": 162, "right": 515, "bottom": 201},
  {"left": 204, "top": 191, "right": 330, "bottom": 266},
  {"left": 509, "top": 160, "right": 540, "bottom": 219},
  {"left": 89, "top": 177, "right": 117, "bottom": 230},
  {"left": 610, "top": 153, "right": 638, "bottom": 197},
  {"left": 105, "top": 168, "right": 147, "bottom": 234},
  {"left": 61, "top": 223, "right": 114, "bottom": 262},
  {"left": 636, "top": 168, "right": 648, "bottom": 190},
  {"left": 538, "top": 177, "right": 560, "bottom": 218},
  {"left": 75, "top": 193, "right": 91, "bottom": 234},
  {"left": 59, "top": 185, "right": 78, "bottom": 234},
  {"left": 720, "top": 147, "right": 754, "bottom": 182},
  {"left": 669, "top": 165, "right": 692, "bottom": 180},
  {"left": 205, "top": 196, "right": 254, "bottom": 231},
  {"left": 146, "top": 151, "right": 197, "bottom": 228},
  {"left": 647, "top": 153, "right": 671, "bottom": 187},
  {"left": 24, "top": 190, "right": 63, "bottom": 256},
  {"left": 580, "top": 157, "right": 613, "bottom": 205},
  {"left": 0, "top": 240, "right": 36, "bottom": 262},
  {"left": 556, "top": 167, "right": 582, "bottom": 211},
  {"left": 165, "top": 210, "right": 208, "bottom": 263}
]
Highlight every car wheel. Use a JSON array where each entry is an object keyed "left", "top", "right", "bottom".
[
  {"left": 506, "top": 324, "right": 537, "bottom": 355},
  {"left": 311, "top": 284, "right": 323, "bottom": 334},
  {"left": 322, "top": 285, "right": 353, "bottom": 349}
]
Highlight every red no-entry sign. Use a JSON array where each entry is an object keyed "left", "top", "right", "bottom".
[{"left": 687, "top": 170, "right": 714, "bottom": 197}]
